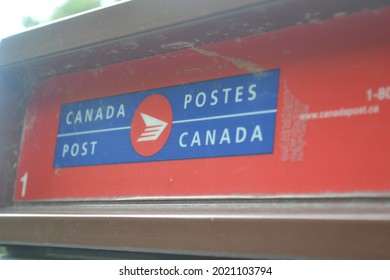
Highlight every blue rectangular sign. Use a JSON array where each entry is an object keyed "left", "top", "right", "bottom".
[{"left": 54, "top": 70, "right": 280, "bottom": 167}]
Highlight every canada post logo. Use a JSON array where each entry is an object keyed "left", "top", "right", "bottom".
[
  {"left": 54, "top": 70, "right": 279, "bottom": 168},
  {"left": 130, "top": 94, "right": 172, "bottom": 157}
]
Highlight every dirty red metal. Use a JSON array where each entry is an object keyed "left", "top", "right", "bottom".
[{"left": 15, "top": 7, "right": 390, "bottom": 201}]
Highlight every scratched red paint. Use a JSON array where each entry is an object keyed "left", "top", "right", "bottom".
[{"left": 15, "top": 7, "right": 390, "bottom": 201}]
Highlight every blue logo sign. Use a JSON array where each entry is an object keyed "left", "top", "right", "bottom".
[{"left": 54, "top": 70, "right": 280, "bottom": 167}]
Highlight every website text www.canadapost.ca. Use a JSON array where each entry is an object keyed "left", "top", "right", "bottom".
[{"left": 299, "top": 105, "right": 380, "bottom": 121}]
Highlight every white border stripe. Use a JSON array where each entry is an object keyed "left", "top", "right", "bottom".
[
  {"left": 172, "top": 109, "right": 277, "bottom": 124},
  {"left": 57, "top": 126, "right": 130, "bottom": 138},
  {"left": 56, "top": 109, "right": 277, "bottom": 138}
]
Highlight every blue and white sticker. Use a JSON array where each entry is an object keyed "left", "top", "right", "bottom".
[{"left": 54, "top": 70, "right": 280, "bottom": 167}]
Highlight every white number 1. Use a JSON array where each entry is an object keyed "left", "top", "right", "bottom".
[{"left": 20, "top": 172, "right": 28, "bottom": 197}]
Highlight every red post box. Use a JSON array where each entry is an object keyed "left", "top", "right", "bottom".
[{"left": 1, "top": 0, "right": 390, "bottom": 259}]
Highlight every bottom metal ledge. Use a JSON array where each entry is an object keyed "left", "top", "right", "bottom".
[{"left": 1, "top": 201, "right": 390, "bottom": 259}]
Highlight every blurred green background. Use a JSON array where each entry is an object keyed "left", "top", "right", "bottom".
[
  {"left": 0, "top": 246, "right": 6, "bottom": 254},
  {"left": 22, "top": 0, "right": 104, "bottom": 28},
  {"left": 1, "top": 0, "right": 124, "bottom": 39}
]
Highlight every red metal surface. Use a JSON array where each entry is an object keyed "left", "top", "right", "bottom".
[{"left": 15, "top": 7, "right": 390, "bottom": 201}]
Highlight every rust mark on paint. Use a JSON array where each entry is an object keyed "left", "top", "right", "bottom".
[{"left": 192, "top": 47, "right": 264, "bottom": 73}]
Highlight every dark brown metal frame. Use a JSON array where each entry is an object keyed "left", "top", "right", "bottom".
[{"left": 1, "top": 0, "right": 390, "bottom": 258}]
